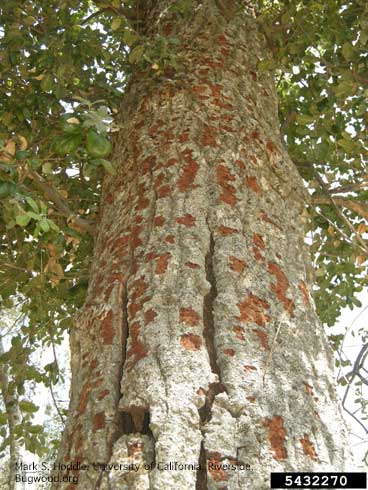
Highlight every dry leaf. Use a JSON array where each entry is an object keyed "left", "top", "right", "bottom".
[
  {"left": 357, "top": 255, "right": 365, "bottom": 266},
  {"left": 17, "top": 135, "right": 28, "bottom": 150}
]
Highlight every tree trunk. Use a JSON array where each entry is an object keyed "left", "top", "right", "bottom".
[
  {"left": 56, "top": 2, "right": 352, "bottom": 488},
  {"left": 0, "top": 339, "right": 24, "bottom": 490}
]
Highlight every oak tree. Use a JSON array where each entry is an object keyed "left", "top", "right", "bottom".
[{"left": 0, "top": 0, "right": 367, "bottom": 488}]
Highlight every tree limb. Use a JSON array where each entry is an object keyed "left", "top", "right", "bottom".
[
  {"left": 312, "top": 196, "right": 368, "bottom": 221},
  {"left": 27, "top": 170, "right": 95, "bottom": 236}
]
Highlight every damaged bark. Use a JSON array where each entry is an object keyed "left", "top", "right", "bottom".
[{"left": 55, "top": 1, "right": 353, "bottom": 489}]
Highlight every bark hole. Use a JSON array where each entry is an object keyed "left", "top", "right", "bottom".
[{"left": 120, "top": 408, "right": 152, "bottom": 435}]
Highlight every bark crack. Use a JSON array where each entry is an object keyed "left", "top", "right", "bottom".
[{"left": 197, "top": 229, "right": 226, "bottom": 489}]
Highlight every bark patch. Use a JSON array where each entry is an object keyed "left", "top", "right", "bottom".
[
  {"left": 127, "top": 322, "right": 148, "bottom": 368},
  {"left": 245, "top": 175, "right": 261, "bottom": 194},
  {"left": 155, "top": 252, "right": 171, "bottom": 274},
  {"left": 218, "top": 225, "right": 237, "bottom": 235},
  {"left": 100, "top": 310, "right": 115, "bottom": 345},
  {"left": 217, "top": 164, "right": 237, "bottom": 206},
  {"left": 237, "top": 293, "right": 270, "bottom": 327},
  {"left": 298, "top": 280, "right": 310, "bottom": 304},
  {"left": 300, "top": 433, "right": 318, "bottom": 460},
  {"left": 180, "top": 334, "right": 202, "bottom": 351},
  {"left": 253, "top": 329, "right": 270, "bottom": 350},
  {"left": 180, "top": 307, "right": 201, "bottom": 326},
  {"left": 233, "top": 325, "right": 245, "bottom": 340},
  {"left": 144, "top": 309, "right": 157, "bottom": 325},
  {"left": 176, "top": 214, "right": 196, "bottom": 227},
  {"left": 263, "top": 415, "right": 287, "bottom": 460},
  {"left": 178, "top": 158, "right": 199, "bottom": 192},
  {"left": 93, "top": 412, "right": 106, "bottom": 431},
  {"left": 268, "top": 262, "right": 294, "bottom": 314}
]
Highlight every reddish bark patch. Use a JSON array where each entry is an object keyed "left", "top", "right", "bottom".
[
  {"left": 127, "top": 322, "right": 148, "bottom": 367},
  {"left": 176, "top": 214, "right": 196, "bottom": 227},
  {"left": 201, "top": 124, "right": 218, "bottom": 147},
  {"left": 266, "top": 139, "right": 278, "bottom": 153},
  {"left": 177, "top": 159, "right": 199, "bottom": 192},
  {"left": 98, "top": 390, "right": 110, "bottom": 400},
  {"left": 253, "top": 246, "right": 265, "bottom": 263},
  {"left": 157, "top": 185, "right": 171, "bottom": 198},
  {"left": 105, "top": 192, "right": 114, "bottom": 204},
  {"left": 233, "top": 325, "right": 245, "bottom": 340},
  {"left": 180, "top": 307, "right": 201, "bottom": 326},
  {"left": 90, "top": 359, "right": 98, "bottom": 370},
  {"left": 244, "top": 365, "right": 257, "bottom": 372},
  {"left": 185, "top": 261, "right": 200, "bottom": 269},
  {"left": 78, "top": 381, "right": 90, "bottom": 413},
  {"left": 229, "top": 256, "right": 247, "bottom": 272},
  {"left": 300, "top": 434, "right": 318, "bottom": 460},
  {"left": 144, "top": 309, "right": 157, "bottom": 325},
  {"left": 253, "top": 329, "right": 270, "bottom": 350},
  {"left": 253, "top": 233, "right": 266, "bottom": 250},
  {"left": 93, "top": 412, "right": 106, "bottom": 430},
  {"left": 192, "top": 85, "right": 207, "bottom": 95},
  {"left": 100, "top": 310, "right": 115, "bottom": 345},
  {"left": 145, "top": 251, "right": 157, "bottom": 262},
  {"left": 208, "top": 458, "right": 229, "bottom": 482},
  {"left": 237, "top": 293, "right": 270, "bottom": 327},
  {"left": 224, "top": 348, "right": 235, "bottom": 356},
  {"left": 217, "top": 164, "right": 237, "bottom": 206},
  {"left": 250, "top": 130, "right": 261, "bottom": 141},
  {"left": 304, "top": 382, "right": 314, "bottom": 397},
  {"left": 245, "top": 175, "right": 261, "bottom": 194},
  {"left": 259, "top": 210, "right": 276, "bottom": 226},
  {"left": 154, "top": 216, "right": 165, "bottom": 227},
  {"left": 135, "top": 196, "right": 150, "bottom": 211},
  {"left": 167, "top": 158, "right": 179, "bottom": 167},
  {"left": 268, "top": 262, "right": 294, "bottom": 314},
  {"left": 178, "top": 131, "right": 189, "bottom": 143},
  {"left": 263, "top": 416, "right": 287, "bottom": 460},
  {"left": 165, "top": 234, "right": 175, "bottom": 244},
  {"left": 298, "top": 280, "right": 310, "bottom": 304},
  {"left": 217, "top": 34, "right": 229, "bottom": 45},
  {"left": 218, "top": 225, "right": 237, "bottom": 235},
  {"left": 155, "top": 253, "right": 171, "bottom": 274},
  {"left": 209, "top": 83, "right": 223, "bottom": 97},
  {"left": 180, "top": 333, "right": 202, "bottom": 351}
]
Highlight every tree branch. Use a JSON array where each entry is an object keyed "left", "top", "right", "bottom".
[
  {"left": 27, "top": 170, "right": 95, "bottom": 236},
  {"left": 312, "top": 196, "right": 368, "bottom": 221}
]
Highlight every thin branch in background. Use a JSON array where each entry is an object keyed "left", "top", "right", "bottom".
[
  {"left": 47, "top": 324, "right": 65, "bottom": 426},
  {"left": 310, "top": 167, "right": 368, "bottom": 254},
  {"left": 49, "top": 383, "right": 65, "bottom": 426}
]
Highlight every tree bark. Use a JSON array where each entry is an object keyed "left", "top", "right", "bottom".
[
  {"left": 0, "top": 339, "right": 24, "bottom": 490},
  {"left": 56, "top": 2, "right": 353, "bottom": 489}
]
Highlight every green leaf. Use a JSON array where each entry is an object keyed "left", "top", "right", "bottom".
[
  {"left": 16, "top": 214, "right": 32, "bottom": 227},
  {"left": 54, "top": 133, "right": 82, "bottom": 155},
  {"left": 26, "top": 196, "right": 39, "bottom": 213},
  {"left": 19, "top": 401, "right": 39, "bottom": 413},
  {"left": 129, "top": 45, "right": 145, "bottom": 64},
  {"left": 39, "top": 218, "right": 50, "bottom": 232},
  {"left": 86, "top": 130, "right": 112, "bottom": 158},
  {"left": 341, "top": 42, "right": 354, "bottom": 61},
  {"left": 111, "top": 18, "right": 122, "bottom": 31},
  {"left": 92, "top": 158, "right": 116, "bottom": 175}
]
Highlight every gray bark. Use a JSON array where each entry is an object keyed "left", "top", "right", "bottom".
[
  {"left": 0, "top": 338, "right": 24, "bottom": 490},
  {"left": 56, "top": 2, "right": 353, "bottom": 489}
]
